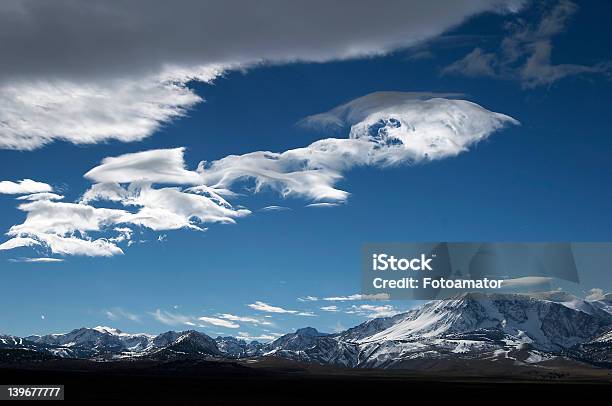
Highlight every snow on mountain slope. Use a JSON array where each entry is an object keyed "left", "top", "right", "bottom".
[
  {"left": 144, "top": 331, "right": 222, "bottom": 360},
  {"left": 341, "top": 292, "right": 612, "bottom": 367},
  {"left": 26, "top": 326, "right": 155, "bottom": 356},
  {"left": 355, "top": 293, "right": 611, "bottom": 349},
  {"left": 1, "top": 292, "right": 610, "bottom": 369},
  {"left": 263, "top": 328, "right": 358, "bottom": 367},
  {"left": 215, "top": 336, "right": 264, "bottom": 358},
  {"left": 0, "top": 335, "right": 25, "bottom": 347}
]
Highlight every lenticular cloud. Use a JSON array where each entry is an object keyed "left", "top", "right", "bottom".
[
  {"left": 0, "top": 93, "right": 518, "bottom": 257},
  {"left": 0, "top": 0, "right": 523, "bottom": 150}
]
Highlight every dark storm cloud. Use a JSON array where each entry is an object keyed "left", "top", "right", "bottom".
[
  {"left": 0, "top": 0, "right": 523, "bottom": 81},
  {"left": 0, "top": 0, "right": 524, "bottom": 149}
]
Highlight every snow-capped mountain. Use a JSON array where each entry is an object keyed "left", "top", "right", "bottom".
[
  {"left": 261, "top": 327, "right": 359, "bottom": 367},
  {"left": 2, "top": 292, "right": 611, "bottom": 369},
  {"left": 24, "top": 326, "right": 155, "bottom": 358},
  {"left": 341, "top": 292, "right": 612, "bottom": 368},
  {"left": 215, "top": 336, "right": 264, "bottom": 358},
  {"left": 259, "top": 292, "right": 612, "bottom": 368},
  {"left": 145, "top": 331, "right": 222, "bottom": 360}
]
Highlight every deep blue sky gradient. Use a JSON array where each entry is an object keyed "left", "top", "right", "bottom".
[{"left": 1, "top": 2, "right": 611, "bottom": 337}]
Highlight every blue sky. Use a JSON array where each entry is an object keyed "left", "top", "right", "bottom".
[{"left": 0, "top": 0, "right": 611, "bottom": 339}]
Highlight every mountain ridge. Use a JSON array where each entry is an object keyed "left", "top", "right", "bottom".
[{"left": 3, "top": 292, "right": 611, "bottom": 369}]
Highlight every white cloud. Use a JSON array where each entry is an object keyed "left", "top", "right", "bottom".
[
  {"left": 197, "top": 316, "right": 240, "bottom": 329},
  {"left": 320, "top": 306, "right": 339, "bottom": 312},
  {"left": 150, "top": 309, "right": 197, "bottom": 327},
  {"left": 1, "top": 149, "right": 251, "bottom": 256},
  {"left": 248, "top": 301, "right": 298, "bottom": 314},
  {"left": 84, "top": 148, "right": 203, "bottom": 185},
  {"left": 301, "top": 293, "right": 390, "bottom": 302},
  {"left": 83, "top": 183, "right": 250, "bottom": 231},
  {"left": 110, "top": 227, "right": 133, "bottom": 244},
  {"left": 202, "top": 92, "right": 517, "bottom": 203},
  {"left": 82, "top": 148, "right": 251, "bottom": 231},
  {"left": 3, "top": 199, "right": 130, "bottom": 256},
  {"left": 26, "top": 234, "right": 123, "bottom": 257},
  {"left": 501, "top": 276, "right": 553, "bottom": 288},
  {"left": 0, "top": 236, "right": 40, "bottom": 251},
  {"left": 260, "top": 206, "right": 291, "bottom": 212},
  {"left": 585, "top": 288, "right": 605, "bottom": 301},
  {"left": 297, "top": 311, "right": 317, "bottom": 317},
  {"left": 0, "top": 1, "right": 523, "bottom": 150},
  {"left": 247, "top": 302, "right": 316, "bottom": 317},
  {"left": 9, "top": 200, "right": 129, "bottom": 236},
  {"left": 0, "top": 66, "right": 223, "bottom": 150},
  {"left": 347, "top": 304, "right": 400, "bottom": 318},
  {"left": 305, "top": 202, "right": 341, "bottom": 209},
  {"left": 8, "top": 257, "right": 64, "bottom": 263},
  {"left": 104, "top": 307, "right": 140, "bottom": 322},
  {"left": 218, "top": 313, "right": 272, "bottom": 326},
  {"left": 16, "top": 192, "right": 64, "bottom": 201},
  {"left": 443, "top": 1, "right": 611, "bottom": 88},
  {"left": 297, "top": 296, "right": 320, "bottom": 302},
  {"left": 0, "top": 93, "right": 516, "bottom": 257},
  {"left": 151, "top": 309, "right": 241, "bottom": 329},
  {"left": 236, "top": 332, "right": 282, "bottom": 342},
  {"left": 0, "top": 179, "right": 52, "bottom": 195}
]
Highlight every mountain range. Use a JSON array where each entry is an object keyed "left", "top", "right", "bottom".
[{"left": 2, "top": 292, "right": 611, "bottom": 369}]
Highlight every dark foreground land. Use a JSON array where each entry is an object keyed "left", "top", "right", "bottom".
[{"left": 0, "top": 350, "right": 610, "bottom": 403}]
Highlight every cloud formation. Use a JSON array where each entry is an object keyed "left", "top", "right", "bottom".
[
  {"left": 0, "top": 66, "right": 222, "bottom": 150},
  {"left": 236, "top": 332, "right": 281, "bottom": 342},
  {"left": 151, "top": 309, "right": 197, "bottom": 327},
  {"left": 248, "top": 301, "right": 299, "bottom": 314},
  {"left": 104, "top": 308, "right": 141, "bottom": 322},
  {"left": 299, "top": 293, "right": 391, "bottom": 302},
  {"left": 585, "top": 288, "right": 605, "bottom": 301},
  {"left": 218, "top": 314, "right": 273, "bottom": 326},
  {"left": 0, "top": 179, "right": 52, "bottom": 195},
  {"left": 197, "top": 316, "right": 240, "bottom": 329},
  {"left": 202, "top": 92, "right": 517, "bottom": 202},
  {"left": 8, "top": 257, "right": 64, "bottom": 263},
  {"left": 0, "top": 93, "right": 517, "bottom": 257},
  {"left": 443, "top": 0, "right": 611, "bottom": 87},
  {"left": 0, "top": 0, "right": 522, "bottom": 149},
  {"left": 346, "top": 304, "right": 400, "bottom": 318}
]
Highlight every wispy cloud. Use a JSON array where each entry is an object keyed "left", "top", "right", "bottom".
[
  {"left": 585, "top": 288, "right": 606, "bottom": 301},
  {"left": 346, "top": 304, "right": 400, "bottom": 319},
  {"left": 248, "top": 301, "right": 298, "bottom": 314},
  {"left": 305, "top": 202, "right": 341, "bottom": 209},
  {"left": 0, "top": 1, "right": 521, "bottom": 150},
  {"left": 501, "top": 276, "right": 553, "bottom": 288},
  {"left": 104, "top": 307, "right": 140, "bottom": 322},
  {"left": 443, "top": 1, "right": 611, "bottom": 88},
  {"left": 16, "top": 193, "right": 64, "bottom": 202},
  {"left": 297, "top": 311, "right": 317, "bottom": 317},
  {"left": 299, "top": 293, "right": 390, "bottom": 302},
  {"left": 320, "top": 306, "right": 339, "bottom": 312},
  {"left": 150, "top": 309, "right": 197, "bottom": 327},
  {"left": 8, "top": 257, "right": 64, "bottom": 263},
  {"left": 0, "top": 179, "right": 52, "bottom": 195},
  {"left": 197, "top": 316, "right": 239, "bottom": 329},
  {"left": 0, "top": 93, "right": 516, "bottom": 258},
  {"left": 218, "top": 313, "right": 273, "bottom": 326},
  {"left": 259, "top": 206, "right": 292, "bottom": 212},
  {"left": 236, "top": 332, "right": 282, "bottom": 342},
  {"left": 248, "top": 301, "right": 316, "bottom": 317}
]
